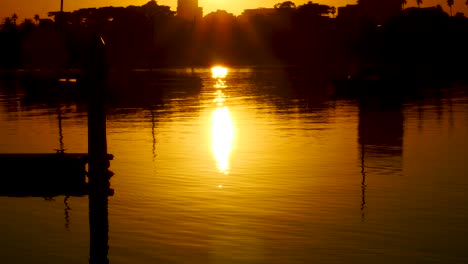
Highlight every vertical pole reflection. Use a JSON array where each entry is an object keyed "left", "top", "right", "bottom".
[
  {"left": 57, "top": 106, "right": 65, "bottom": 153},
  {"left": 88, "top": 182, "right": 110, "bottom": 264},
  {"left": 151, "top": 108, "right": 157, "bottom": 162},
  {"left": 64, "top": 196, "right": 70, "bottom": 230},
  {"left": 360, "top": 143, "right": 366, "bottom": 222}
]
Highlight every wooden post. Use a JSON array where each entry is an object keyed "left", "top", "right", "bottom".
[{"left": 83, "top": 30, "right": 111, "bottom": 264}]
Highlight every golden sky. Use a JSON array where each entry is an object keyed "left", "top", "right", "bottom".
[{"left": 1, "top": 0, "right": 466, "bottom": 20}]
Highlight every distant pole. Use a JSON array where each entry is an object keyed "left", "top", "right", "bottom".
[
  {"left": 360, "top": 143, "right": 366, "bottom": 222},
  {"left": 58, "top": 0, "right": 64, "bottom": 28}
]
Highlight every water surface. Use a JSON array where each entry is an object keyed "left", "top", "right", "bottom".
[{"left": 1, "top": 67, "right": 467, "bottom": 263}]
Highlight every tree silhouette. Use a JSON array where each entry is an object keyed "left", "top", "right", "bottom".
[
  {"left": 274, "top": 1, "right": 297, "bottom": 9},
  {"left": 417, "top": 0, "right": 423, "bottom": 7},
  {"left": 403, "top": 0, "right": 408, "bottom": 8},
  {"left": 141, "top": 0, "right": 175, "bottom": 18},
  {"left": 19, "top": 19, "right": 35, "bottom": 32},
  {"left": 1, "top": 17, "right": 15, "bottom": 32},
  {"left": 331, "top": 6, "right": 337, "bottom": 17},
  {"left": 297, "top": 1, "right": 333, "bottom": 16},
  {"left": 447, "top": 0, "right": 454, "bottom": 16},
  {"left": 34, "top": 14, "right": 40, "bottom": 25},
  {"left": 11, "top": 13, "right": 18, "bottom": 25}
]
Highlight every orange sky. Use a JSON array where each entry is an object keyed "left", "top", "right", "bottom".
[{"left": 1, "top": 0, "right": 466, "bottom": 20}]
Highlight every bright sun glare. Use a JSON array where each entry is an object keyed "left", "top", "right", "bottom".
[{"left": 211, "top": 66, "right": 228, "bottom": 79}]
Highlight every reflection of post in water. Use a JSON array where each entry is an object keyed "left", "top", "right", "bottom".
[
  {"left": 83, "top": 31, "right": 112, "bottom": 264},
  {"left": 64, "top": 196, "right": 71, "bottom": 230},
  {"left": 88, "top": 181, "right": 110, "bottom": 264},
  {"left": 56, "top": 106, "right": 73, "bottom": 230},
  {"left": 360, "top": 143, "right": 366, "bottom": 221},
  {"left": 151, "top": 108, "right": 157, "bottom": 162},
  {"left": 56, "top": 106, "right": 65, "bottom": 153}
]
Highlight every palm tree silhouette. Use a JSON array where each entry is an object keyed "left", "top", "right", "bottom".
[
  {"left": 447, "top": 0, "right": 454, "bottom": 16},
  {"left": 1, "top": 17, "right": 14, "bottom": 32},
  {"left": 11, "top": 13, "right": 18, "bottom": 25},
  {"left": 417, "top": 0, "right": 423, "bottom": 7},
  {"left": 19, "top": 18, "right": 35, "bottom": 32},
  {"left": 34, "top": 14, "right": 40, "bottom": 25}
]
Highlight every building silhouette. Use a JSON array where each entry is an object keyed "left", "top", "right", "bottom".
[
  {"left": 240, "top": 8, "right": 276, "bottom": 17},
  {"left": 177, "top": 0, "right": 202, "bottom": 21},
  {"left": 337, "top": 5, "right": 360, "bottom": 20},
  {"left": 359, "top": 0, "right": 403, "bottom": 22},
  {"left": 339, "top": 0, "right": 403, "bottom": 23}
]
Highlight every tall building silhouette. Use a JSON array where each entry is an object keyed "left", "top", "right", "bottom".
[{"left": 177, "top": 0, "right": 202, "bottom": 21}]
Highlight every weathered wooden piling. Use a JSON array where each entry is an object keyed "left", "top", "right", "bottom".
[{"left": 83, "top": 29, "right": 111, "bottom": 264}]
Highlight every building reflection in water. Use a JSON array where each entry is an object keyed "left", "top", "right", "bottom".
[
  {"left": 210, "top": 66, "right": 235, "bottom": 179},
  {"left": 358, "top": 101, "right": 404, "bottom": 220}
]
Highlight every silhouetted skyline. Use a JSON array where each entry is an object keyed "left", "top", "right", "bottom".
[
  {"left": 2, "top": 0, "right": 468, "bottom": 89},
  {"left": 2, "top": 0, "right": 466, "bottom": 21}
]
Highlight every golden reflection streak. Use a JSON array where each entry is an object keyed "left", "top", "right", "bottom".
[
  {"left": 210, "top": 66, "right": 234, "bottom": 175},
  {"left": 211, "top": 106, "right": 234, "bottom": 175},
  {"left": 214, "top": 79, "right": 227, "bottom": 89}
]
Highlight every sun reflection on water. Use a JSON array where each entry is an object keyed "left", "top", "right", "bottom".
[
  {"left": 211, "top": 106, "right": 234, "bottom": 174},
  {"left": 210, "top": 66, "right": 234, "bottom": 175},
  {"left": 212, "top": 66, "right": 228, "bottom": 89}
]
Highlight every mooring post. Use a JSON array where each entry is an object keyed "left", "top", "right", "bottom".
[{"left": 83, "top": 30, "right": 111, "bottom": 264}]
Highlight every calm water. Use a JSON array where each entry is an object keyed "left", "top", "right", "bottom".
[{"left": 1, "top": 67, "right": 468, "bottom": 263}]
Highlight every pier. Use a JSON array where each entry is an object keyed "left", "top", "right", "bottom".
[{"left": 0, "top": 153, "right": 113, "bottom": 197}]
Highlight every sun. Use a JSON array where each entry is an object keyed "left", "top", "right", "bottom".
[{"left": 211, "top": 66, "right": 228, "bottom": 79}]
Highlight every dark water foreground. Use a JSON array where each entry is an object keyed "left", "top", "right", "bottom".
[{"left": 0, "top": 67, "right": 467, "bottom": 263}]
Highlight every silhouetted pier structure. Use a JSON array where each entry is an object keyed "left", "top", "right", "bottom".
[
  {"left": 1, "top": 26, "right": 113, "bottom": 263},
  {"left": 0, "top": 153, "right": 113, "bottom": 197}
]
